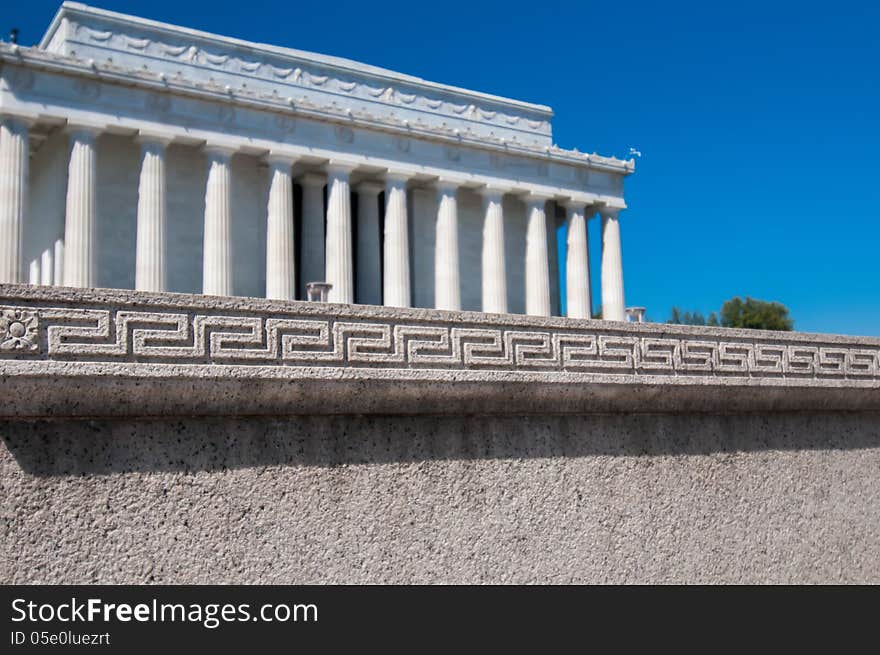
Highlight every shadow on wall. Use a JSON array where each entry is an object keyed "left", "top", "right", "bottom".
[{"left": 2, "top": 412, "right": 879, "bottom": 477}]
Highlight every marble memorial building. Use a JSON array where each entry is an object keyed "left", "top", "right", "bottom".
[{"left": 0, "top": 2, "right": 635, "bottom": 319}]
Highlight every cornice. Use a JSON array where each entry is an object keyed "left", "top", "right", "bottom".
[
  {"left": 40, "top": 3, "right": 553, "bottom": 138},
  {"left": 0, "top": 43, "right": 635, "bottom": 176},
  {"left": 44, "top": 3, "right": 553, "bottom": 115}
]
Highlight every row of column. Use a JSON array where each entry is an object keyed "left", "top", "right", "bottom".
[{"left": 0, "top": 116, "right": 627, "bottom": 320}]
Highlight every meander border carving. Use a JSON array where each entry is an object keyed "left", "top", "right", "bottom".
[{"left": 1, "top": 303, "right": 877, "bottom": 380}]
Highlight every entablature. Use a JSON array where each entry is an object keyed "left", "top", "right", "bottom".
[
  {"left": 0, "top": 51, "right": 628, "bottom": 205},
  {"left": 1, "top": 42, "right": 633, "bottom": 177},
  {"left": 41, "top": 2, "right": 554, "bottom": 147}
]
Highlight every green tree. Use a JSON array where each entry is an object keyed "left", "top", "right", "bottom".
[
  {"left": 719, "top": 296, "right": 793, "bottom": 331},
  {"left": 667, "top": 307, "right": 719, "bottom": 326},
  {"left": 667, "top": 297, "right": 792, "bottom": 330}
]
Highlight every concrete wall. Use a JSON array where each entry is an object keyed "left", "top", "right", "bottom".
[
  {"left": 3, "top": 412, "right": 878, "bottom": 584},
  {"left": 3, "top": 285, "right": 877, "bottom": 583}
]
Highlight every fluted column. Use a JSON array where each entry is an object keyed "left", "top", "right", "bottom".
[
  {"left": 564, "top": 200, "right": 592, "bottom": 319},
  {"left": 600, "top": 206, "right": 626, "bottom": 321},
  {"left": 434, "top": 179, "right": 461, "bottom": 311},
  {"left": 0, "top": 116, "right": 31, "bottom": 283},
  {"left": 53, "top": 238, "right": 64, "bottom": 286},
  {"left": 39, "top": 248, "right": 52, "bottom": 285},
  {"left": 325, "top": 163, "right": 354, "bottom": 303},
  {"left": 383, "top": 173, "right": 410, "bottom": 308},
  {"left": 298, "top": 173, "right": 325, "bottom": 298},
  {"left": 202, "top": 145, "right": 235, "bottom": 296},
  {"left": 135, "top": 135, "right": 171, "bottom": 292},
  {"left": 265, "top": 154, "right": 297, "bottom": 300},
  {"left": 480, "top": 186, "right": 507, "bottom": 314},
  {"left": 63, "top": 126, "right": 100, "bottom": 288},
  {"left": 356, "top": 181, "right": 383, "bottom": 306},
  {"left": 27, "top": 260, "right": 39, "bottom": 285},
  {"left": 525, "top": 193, "right": 551, "bottom": 316}
]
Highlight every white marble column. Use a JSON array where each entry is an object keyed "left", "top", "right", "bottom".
[
  {"left": 298, "top": 173, "right": 325, "bottom": 298},
  {"left": 39, "top": 248, "right": 53, "bottom": 286},
  {"left": 434, "top": 179, "right": 461, "bottom": 311},
  {"left": 27, "top": 260, "right": 39, "bottom": 285},
  {"left": 525, "top": 193, "right": 551, "bottom": 316},
  {"left": 202, "top": 145, "right": 235, "bottom": 296},
  {"left": 53, "top": 238, "right": 64, "bottom": 286},
  {"left": 63, "top": 126, "right": 100, "bottom": 288},
  {"left": 480, "top": 187, "right": 507, "bottom": 314},
  {"left": 134, "top": 135, "right": 171, "bottom": 292},
  {"left": 355, "top": 181, "right": 383, "bottom": 306},
  {"left": 600, "top": 206, "right": 626, "bottom": 321},
  {"left": 265, "top": 154, "right": 297, "bottom": 300},
  {"left": 383, "top": 173, "right": 410, "bottom": 308},
  {"left": 564, "top": 200, "right": 592, "bottom": 319},
  {"left": 325, "top": 164, "right": 354, "bottom": 303},
  {"left": 0, "top": 116, "right": 31, "bottom": 284}
]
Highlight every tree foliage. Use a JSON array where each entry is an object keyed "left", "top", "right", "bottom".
[
  {"left": 667, "top": 307, "right": 719, "bottom": 326},
  {"left": 719, "top": 296, "right": 794, "bottom": 331},
  {"left": 668, "top": 297, "right": 793, "bottom": 331}
]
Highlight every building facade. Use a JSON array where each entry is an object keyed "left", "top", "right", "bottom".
[{"left": 0, "top": 2, "right": 634, "bottom": 319}]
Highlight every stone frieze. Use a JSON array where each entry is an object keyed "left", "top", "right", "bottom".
[{"left": 1, "top": 287, "right": 877, "bottom": 380}]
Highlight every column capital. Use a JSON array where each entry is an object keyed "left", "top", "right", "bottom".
[
  {"left": 64, "top": 123, "right": 103, "bottom": 141},
  {"left": 561, "top": 200, "right": 586, "bottom": 213},
  {"left": 523, "top": 191, "right": 553, "bottom": 208},
  {"left": 326, "top": 160, "right": 357, "bottom": 179},
  {"left": 384, "top": 171, "right": 411, "bottom": 187},
  {"left": 203, "top": 143, "right": 237, "bottom": 160},
  {"left": 298, "top": 172, "right": 326, "bottom": 187},
  {"left": 135, "top": 131, "right": 174, "bottom": 148},
  {"left": 599, "top": 205, "right": 622, "bottom": 219},
  {"left": 356, "top": 180, "right": 384, "bottom": 195},
  {"left": 0, "top": 114, "right": 36, "bottom": 131},
  {"left": 265, "top": 151, "right": 299, "bottom": 169},
  {"left": 434, "top": 177, "right": 461, "bottom": 195},
  {"left": 561, "top": 192, "right": 602, "bottom": 211},
  {"left": 478, "top": 185, "right": 508, "bottom": 203}
]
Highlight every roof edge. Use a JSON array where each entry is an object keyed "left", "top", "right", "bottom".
[{"left": 40, "top": 2, "right": 554, "bottom": 118}]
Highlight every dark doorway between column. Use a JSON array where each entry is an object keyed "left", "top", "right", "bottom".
[
  {"left": 378, "top": 191, "right": 386, "bottom": 305},
  {"left": 293, "top": 183, "right": 302, "bottom": 300},
  {"left": 351, "top": 189, "right": 359, "bottom": 304},
  {"left": 551, "top": 201, "right": 565, "bottom": 317}
]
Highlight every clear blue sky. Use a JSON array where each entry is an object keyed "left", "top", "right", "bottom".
[{"left": 9, "top": 0, "right": 879, "bottom": 335}]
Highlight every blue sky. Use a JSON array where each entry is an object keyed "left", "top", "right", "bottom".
[{"left": 10, "top": 0, "right": 880, "bottom": 335}]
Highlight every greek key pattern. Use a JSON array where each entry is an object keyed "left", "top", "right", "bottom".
[{"left": 1, "top": 304, "right": 878, "bottom": 380}]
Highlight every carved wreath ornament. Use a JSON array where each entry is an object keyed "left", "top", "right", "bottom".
[{"left": 0, "top": 308, "right": 38, "bottom": 352}]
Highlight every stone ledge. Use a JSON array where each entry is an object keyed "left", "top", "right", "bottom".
[{"left": 1, "top": 284, "right": 878, "bottom": 417}]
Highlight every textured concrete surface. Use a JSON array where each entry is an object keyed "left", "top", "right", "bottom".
[
  {"left": 2, "top": 284, "right": 879, "bottom": 417},
  {"left": 3, "top": 412, "right": 879, "bottom": 584}
]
